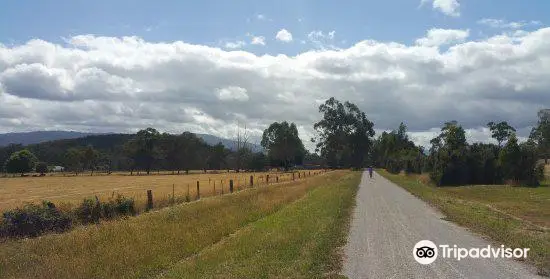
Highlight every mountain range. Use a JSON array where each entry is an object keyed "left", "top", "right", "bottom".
[{"left": 0, "top": 131, "right": 262, "bottom": 152}]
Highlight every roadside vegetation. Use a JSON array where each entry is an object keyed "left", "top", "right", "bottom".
[
  {"left": 378, "top": 170, "right": 549, "bottom": 276},
  {"left": 0, "top": 171, "right": 358, "bottom": 279},
  {"left": 159, "top": 171, "right": 360, "bottom": 279}
]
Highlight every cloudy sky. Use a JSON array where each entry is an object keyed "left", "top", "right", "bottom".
[{"left": 0, "top": 0, "right": 549, "bottom": 149}]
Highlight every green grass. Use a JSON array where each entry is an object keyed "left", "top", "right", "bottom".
[
  {"left": 0, "top": 170, "right": 358, "bottom": 279},
  {"left": 378, "top": 170, "right": 550, "bottom": 276},
  {"left": 159, "top": 171, "right": 360, "bottom": 279}
]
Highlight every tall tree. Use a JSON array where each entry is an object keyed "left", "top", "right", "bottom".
[
  {"left": 530, "top": 109, "right": 550, "bottom": 163},
  {"left": 125, "top": 128, "right": 162, "bottom": 175},
  {"left": 82, "top": 145, "right": 99, "bottom": 175},
  {"left": 312, "top": 97, "right": 375, "bottom": 169},
  {"left": 498, "top": 134, "right": 522, "bottom": 182},
  {"left": 4, "top": 149, "right": 38, "bottom": 175},
  {"left": 207, "top": 142, "right": 229, "bottom": 170},
  {"left": 261, "top": 121, "right": 306, "bottom": 170},
  {"left": 429, "top": 121, "right": 470, "bottom": 186},
  {"left": 65, "top": 148, "right": 83, "bottom": 175},
  {"left": 487, "top": 121, "right": 516, "bottom": 148}
]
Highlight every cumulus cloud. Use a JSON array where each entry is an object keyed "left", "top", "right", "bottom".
[
  {"left": 251, "top": 36, "right": 266, "bottom": 46},
  {"left": 421, "top": 0, "right": 460, "bottom": 17},
  {"left": 416, "top": 28, "right": 469, "bottom": 47},
  {"left": 478, "top": 18, "right": 542, "bottom": 29},
  {"left": 275, "top": 29, "right": 293, "bottom": 42},
  {"left": 1, "top": 28, "right": 550, "bottom": 149}
]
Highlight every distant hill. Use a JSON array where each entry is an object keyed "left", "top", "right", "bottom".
[
  {"left": 0, "top": 131, "right": 263, "bottom": 152},
  {"left": 195, "top": 133, "right": 263, "bottom": 152},
  {"left": 0, "top": 131, "right": 101, "bottom": 146}
]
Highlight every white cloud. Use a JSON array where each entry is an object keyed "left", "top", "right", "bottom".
[
  {"left": 217, "top": 86, "right": 249, "bottom": 101},
  {"left": 251, "top": 36, "right": 266, "bottom": 46},
  {"left": 1, "top": 28, "right": 550, "bottom": 149},
  {"left": 421, "top": 0, "right": 460, "bottom": 17},
  {"left": 478, "top": 18, "right": 542, "bottom": 29},
  {"left": 275, "top": 29, "right": 293, "bottom": 42},
  {"left": 224, "top": 40, "right": 246, "bottom": 49},
  {"left": 416, "top": 28, "right": 469, "bottom": 47}
]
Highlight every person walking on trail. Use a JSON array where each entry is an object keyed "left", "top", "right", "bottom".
[{"left": 368, "top": 166, "right": 373, "bottom": 178}]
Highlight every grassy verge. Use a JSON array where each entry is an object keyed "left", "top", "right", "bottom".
[
  {"left": 378, "top": 170, "right": 550, "bottom": 276},
  {"left": 160, "top": 171, "right": 360, "bottom": 279},
  {"left": 0, "top": 171, "right": 351, "bottom": 279}
]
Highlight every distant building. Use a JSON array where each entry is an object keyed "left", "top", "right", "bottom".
[{"left": 52, "top": 166, "right": 65, "bottom": 172}]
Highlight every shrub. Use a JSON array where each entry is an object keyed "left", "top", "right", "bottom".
[
  {"left": 0, "top": 201, "right": 72, "bottom": 238},
  {"left": 75, "top": 197, "right": 101, "bottom": 224},
  {"left": 76, "top": 195, "right": 135, "bottom": 223},
  {"left": 112, "top": 194, "right": 136, "bottom": 217}
]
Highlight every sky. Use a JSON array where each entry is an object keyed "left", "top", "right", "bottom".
[{"left": 0, "top": 0, "right": 549, "bottom": 149}]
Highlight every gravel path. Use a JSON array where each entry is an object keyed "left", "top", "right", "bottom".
[{"left": 341, "top": 171, "right": 543, "bottom": 279}]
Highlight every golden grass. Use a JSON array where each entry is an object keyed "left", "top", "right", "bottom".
[
  {"left": 0, "top": 170, "right": 346, "bottom": 279},
  {"left": 0, "top": 170, "right": 325, "bottom": 212}
]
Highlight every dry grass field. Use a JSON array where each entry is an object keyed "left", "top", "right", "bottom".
[{"left": 0, "top": 170, "right": 324, "bottom": 212}]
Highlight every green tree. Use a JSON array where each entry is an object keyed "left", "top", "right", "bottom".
[
  {"left": 530, "top": 109, "right": 550, "bottom": 163},
  {"left": 429, "top": 121, "right": 470, "bottom": 186},
  {"left": 125, "top": 128, "right": 162, "bottom": 175},
  {"left": 372, "top": 122, "right": 424, "bottom": 173},
  {"left": 499, "top": 134, "right": 541, "bottom": 186},
  {"left": 261, "top": 121, "right": 306, "bottom": 170},
  {"left": 207, "top": 142, "right": 229, "bottom": 170},
  {"left": 65, "top": 148, "right": 83, "bottom": 175},
  {"left": 487, "top": 121, "right": 516, "bottom": 148},
  {"left": 4, "top": 149, "right": 38, "bottom": 175},
  {"left": 82, "top": 145, "right": 99, "bottom": 175},
  {"left": 247, "top": 152, "right": 268, "bottom": 171},
  {"left": 35, "top": 162, "right": 48, "bottom": 175},
  {"left": 312, "top": 97, "right": 375, "bottom": 169}
]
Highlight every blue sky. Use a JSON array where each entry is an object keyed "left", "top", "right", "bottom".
[
  {"left": 1, "top": 0, "right": 547, "bottom": 54},
  {"left": 0, "top": 0, "right": 549, "bottom": 147}
]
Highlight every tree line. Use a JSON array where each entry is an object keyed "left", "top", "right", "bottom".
[
  {"left": 2, "top": 99, "right": 549, "bottom": 187},
  {"left": 373, "top": 109, "right": 550, "bottom": 186}
]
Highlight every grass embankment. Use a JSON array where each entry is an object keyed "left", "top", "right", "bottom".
[
  {"left": 160, "top": 171, "right": 360, "bottom": 279},
  {"left": 378, "top": 169, "right": 550, "bottom": 276},
  {"left": 0, "top": 170, "right": 359, "bottom": 279},
  {"left": 0, "top": 170, "right": 322, "bottom": 212}
]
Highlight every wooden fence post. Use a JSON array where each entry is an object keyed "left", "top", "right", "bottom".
[
  {"left": 196, "top": 181, "right": 200, "bottom": 200},
  {"left": 230, "top": 179, "right": 234, "bottom": 193},
  {"left": 146, "top": 190, "right": 153, "bottom": 211},
  {"left": 292, "top": 173, "right": 295, "bottom": 181},
  {"left": 298, "top": 172, "right": 301, "bottom": 179},
  {"left": 266, "top": 174, "right": 269, "bottom": 184},
  {"left": 276, "top": 176, "right": 279, "bottom": 183},
  {"left": 250, "top": 175, "right": 254, "bottom": 187}
]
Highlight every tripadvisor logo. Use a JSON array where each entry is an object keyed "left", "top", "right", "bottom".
[{"left": 413, "top": 240, "right": 529, "bottom": 265}]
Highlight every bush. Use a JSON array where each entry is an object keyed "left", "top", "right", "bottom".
[
  {"left": 0, "top": 201, "right": 72, "bottom": 238},
  {"left": 75, "top": 195, "right": 135, "bottom": 223},
  {"left": 108, "top": 195, "right": 136, "bottom": 217},
  {"left": 75, "top": 197, "right": 101, "bottom": 224}
]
